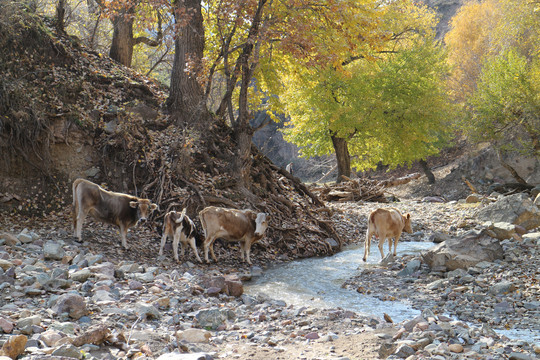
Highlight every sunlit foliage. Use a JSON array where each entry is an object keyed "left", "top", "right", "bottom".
[{"left": 279, "top": 0, "right": 453, "bottom": 172}]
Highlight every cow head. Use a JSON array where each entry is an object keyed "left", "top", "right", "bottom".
[
  {"left": 174, "top": 208, "right": 187, "bottom": 224},
  {"left": 403, "top": 213, "right": 413, "bottom": 233},
  {"left": 254, "top": 212, "right": 270, "bottom": 237},
  {"left": 130, "top": 199, "right": 158, "bottom": 222}
]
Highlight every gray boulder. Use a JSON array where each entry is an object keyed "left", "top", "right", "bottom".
[
  {"left": 476, "top": 193, "right": 540, "bottom": 230},
  {"left": 422, "top": 230, "right": 504, "bottom": 271}
]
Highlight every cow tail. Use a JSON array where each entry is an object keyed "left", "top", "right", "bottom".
[{"left": 198, "top": 213, "right": 207, "bottom": 240}]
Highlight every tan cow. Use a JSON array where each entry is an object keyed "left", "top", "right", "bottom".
[
  {"left": 72, "top": 178, "right": 158, "bottom": 249},
  {"left": 159, "top": 208, "right": 202, "bottom": 263},
  {"left": 363, "top": 208, "right": 412, "bottom": 261},
  {"left": 199, "top": 206, "right": 270, "bottom": 265}
]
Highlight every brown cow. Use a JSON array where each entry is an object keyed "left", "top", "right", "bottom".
[
  {"left": 199, "top": 206, "right": 270, "bottom": 265},
  {"left": 159, "top": 209, "right": 202, "bottom": 263},
  {"left": 72, "top": 178, "right": 158, "bottom": 249},
  {"left": 363, "top": 208, "right": 412, "bottom": 262}
]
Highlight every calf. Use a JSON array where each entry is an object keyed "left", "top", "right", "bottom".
[
  {"left": 159, "top": 209, "right": 202, "bottom": 263},
  {"left": 199, "top": 206, "right": 270, "bottom": 265},
  {"left": 72, "top": 178, "right": 158, "bottom": 249},
  {"left": 363, "top": 208, "right": 412, "bottom": 261}
]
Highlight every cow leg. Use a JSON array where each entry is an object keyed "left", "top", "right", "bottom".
[
  {"left": 239, "top": 242, "right": 246, "bottom": 262},
  {"left": 393, "top": 235, "right": 400, "bottom": 256},
  {"left": 363, "top": 230, "right": 373, "bottom": 261},
  {"left": 209, "top": 237, "right": 218, "bottom": 262},
  {"left": 204, "top": 236, "right": 218, "bottom": 263},
  {"left": 179, "top": 233, "right": 186, "bottom": 258},
  {"left": 75, "top": 209, "right": 87, "bottom": 242},
  {"left": 119, "top": 224, "right": 129, "bottom": 249},
  {"left": 172, "top": 232, "right": 180, "bottom": 263},
  {"left": 377, "top": 235, "right": 386, "bottom": 260},
  {"left": 244, "top": 242, "right": 253, "bottom": 265},
  {"left": 188, "top": 236, "right": 202, "bottom": 263},
  {"left": 159, "top": 231, "right": 168, "bottom": 257}
]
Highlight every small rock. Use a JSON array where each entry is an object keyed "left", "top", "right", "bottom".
[
  {"left": 52, "top": 293, "right": 88, "bottom": 319},
  {"left": 0, "top": 260, "right": 13, "bottom": 272},
  {"left": 176, "top": 328, "right": 211, "bottom": 343},
  {"left": 0, "top": 318, "right": 14, "bottom": 333},
  {"left": 466, "top": 194, "right": 481, "bottom": 203},
  {"left": 0, "top": 334, "right": 27, "bottom": 359},
  {"left": 51, "top": 344, "right": 83, "bottom": 359},
  {"left": 43, "top": 241, "right": 65, "bottom": 260},
  {"left": 448, "top": 343, "right": 464, "bottom": 353}
]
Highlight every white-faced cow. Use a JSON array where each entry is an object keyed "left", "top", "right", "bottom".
[
  {"left": 199, "top": 206, "right": 270, "bottom": 265},
  {"left": 363, "top": 208, "right": 412, "bottom": 262},
  {"left": 72, "top": 178, "right": 158, "bottom": 249},
  {"left": 159, "top": 208, "right": 202, "bottom": 263}
]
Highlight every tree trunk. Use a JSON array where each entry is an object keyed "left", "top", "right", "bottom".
[
  {"left": 419, "top": 159, "right": 435, "bottom": 184},
  {"left": 109, "top": 8, "right": 135, "bottom": 67},
  {"left": 231, "top": 0, "right": 267, "bottom": 190},
  {"left": 55, "top": 0, "right": 65, "bottom": 33},
  {"left": 166, "top": 0, "right": 206, "bottom": 125},
  {"left": 330, "top": 134, "right": 351, "bottom": 183}
]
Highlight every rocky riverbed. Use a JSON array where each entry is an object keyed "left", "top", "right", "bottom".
[{"left": 0, "top": 192, "right": 539, "bottom": 360}]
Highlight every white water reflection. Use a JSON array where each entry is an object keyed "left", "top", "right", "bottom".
[{"left": 246, "top": 241, "right": 433, "bottom": 323}]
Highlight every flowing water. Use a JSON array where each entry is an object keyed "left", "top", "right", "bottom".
[
  {"left": 245, "top": 241, "right": 539, "bottom": 342},
  {"left": 246, "top": 241, "right": 433, "bottom": 322}
]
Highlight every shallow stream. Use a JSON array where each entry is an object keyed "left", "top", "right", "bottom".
[{"left": 245, "top": 241, "right": 539, "bottom": 342}]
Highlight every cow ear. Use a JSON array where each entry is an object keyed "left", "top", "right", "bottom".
[
  {"left": 248, "top": 211, "right": 257, "bottom": 221},
  {"left": 129, "top": 201, "right": 138, "bottom": 208},
  {"left": 406, "top": 213, "right": 411, "bottom": 219},
  {"left": 151, "top": 204, "right": 158, "bottom": 211}
]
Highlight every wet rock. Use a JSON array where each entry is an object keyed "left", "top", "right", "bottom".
[{"left": 397, "top": 259, "right": 421, "bottom": 277}]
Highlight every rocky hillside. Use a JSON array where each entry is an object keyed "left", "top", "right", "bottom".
[{"left": 0, "top": 2, "right": 342, "bottom": 265}]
